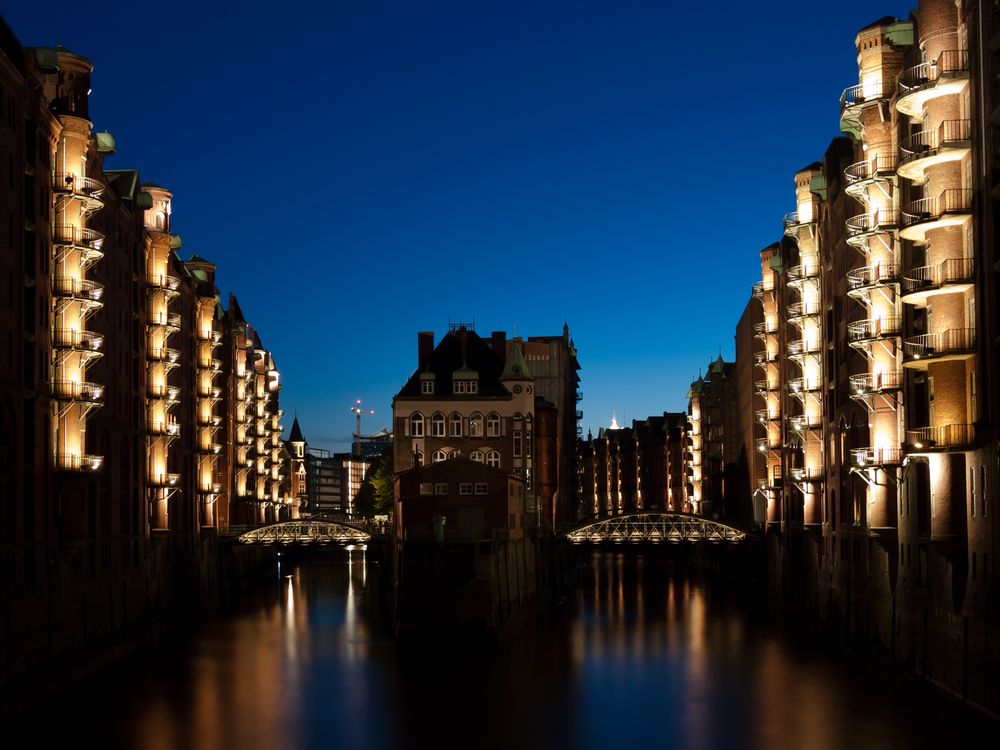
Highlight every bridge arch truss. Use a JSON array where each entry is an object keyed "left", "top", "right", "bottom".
[
  {"left": 563, "top": 512, "right": 748, "bottom": 544},
  {"left": 238, "top": 519, "right": 372, "bottom": 545}
]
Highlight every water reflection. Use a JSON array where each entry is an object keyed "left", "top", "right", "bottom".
[{"left": 6, "top": 549, "right": 995, "bottom": 749}]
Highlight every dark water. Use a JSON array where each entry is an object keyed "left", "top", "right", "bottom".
[{"left": 7, "top": 549, "right": 996, "bottom": 749}]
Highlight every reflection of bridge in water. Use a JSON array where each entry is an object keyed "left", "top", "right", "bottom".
[
  {"left": 560, "top": 512, "right": 751, "bottom": 545},
  {"left": 236, "top": 515, "right": 386, "bottom": 546}
]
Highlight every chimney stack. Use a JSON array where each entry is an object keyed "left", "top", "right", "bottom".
[
  {"left": 418, "top": 331, "right": 434, "bottom": 368},
  {"left": 491, "top": 331, "right": 507, "bottom": 366}
]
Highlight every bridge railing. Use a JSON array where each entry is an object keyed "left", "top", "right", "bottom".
[{"left": 561, "top": 512, "right": 750, "bottom": 544}]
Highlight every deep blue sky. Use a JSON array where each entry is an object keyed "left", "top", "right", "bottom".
[{"left": 7, "top": 1, "right": 911, "bottom": 450}]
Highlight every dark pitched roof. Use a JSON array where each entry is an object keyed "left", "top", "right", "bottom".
[
  {"left": 859, "top": 15, "right": 901, "bottom": 32},
  {"left": 289, "top": 416, "right": 305, "bottom": 443},
  {"left": 396, "top": 328, "right": 510, "bottom": 399}
]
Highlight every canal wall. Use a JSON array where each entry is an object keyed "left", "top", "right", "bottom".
[
  {"left": 766, "top": 526, "right": 1000, "bottom": 720},
  {"left": 0, "top": 531, "right": 274, "bottom": 714},
  {"left": 393, "top": 534, "right": 563, "bottom": 635}
]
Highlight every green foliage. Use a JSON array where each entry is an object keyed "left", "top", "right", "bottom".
[{"left": 354, "top": 449, "right": 394, "bottom": 518}]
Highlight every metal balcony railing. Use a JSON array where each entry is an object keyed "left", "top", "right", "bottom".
[
  {"left": 786, "top": 263, "right": 820, "bottom": 282},
  {"left": 897, "top": 49, "right": 969, "bottom": 92},
  {"left": 903, "top": 328, "right": 975, "bottom": 361},
  {"left": 752, "top": 280, "right": 775, "bottom": 298},
  {"left": 851, "top": 447, "right": 903, "bottom": 467},
  {"left": 845, "top": 209, "right": 900, "bottom": 237},
  {"left": 847, "top": 262, "right": 901, "bottom": 292},
  {"left": 849, "top": 371, "right": 903, "bottom": 394},
  {"left": 787, "top": 339, "right": 821, "bottom": 356},
  {"left": 54, "top": 453, "right": 103, "bottom": 471},
  {"left": 148, "top": 273, "right": 182, "bottom": 291},
  {"left": 843, "top": 154, "right": 898, "bottom": 186},
  {"left": 52, "top": 328, "right": 103, "bottom": 351},
  {"left": 52, "top": 380, "right": 104, "bottom": 402},
  {"left": 899, "top": 119, "right": 970, "bottom": 167},
  {"left": 148, "top": 311, "right": 182, "bottom": 330},
  {"left": 902, "top": 257, "right": 974, "bottom": 295},
  {"left": 147, "top": 420, "right": 180, "bottom": 437},
  {"left": 756, "top": 408, "right": 781, "bottom": 424},
  {"left": 906, "top": 424, "right": 975, "bottom": 450},
  {"left": 753, "top": 321, "right": 779, "bottom": 336},
  {"left": 51, "top": 172, "right": 106, "bottom": 204},
  {"left": 783, "top": 210, "right": 817, "bottom": 239},
  {"left": 901, "top": 189, "right": 972, "bottom": 228},
  {"left": 789, "top": 466, "right": 824, "bottom": 482},
  {"left": 147, "top": 346, "right": 180, "bottom": 363},
  {"left": 755, "top": 437, "right": 781, "bottom": 453},
  {"left": 754, "top": 350, "right": 779, "bottom": 364},
  {"left": 789, "top": 414, "right": 823, "bottom": 433},
  {"left": 52, "top": 276, "right": 105, "bottom": 301},
  {"left": 840, "top": 79, "right": 894, "bottom": 112},
  {"left": 788, "top": 377, "right": 822, "bottom": 394},
  {"left": 787, "top": 301, "right": 821, "bottom": 321},
  {"left": 848, "top": 316, "right": 902, "bottom": 343},
  {"left": 754, "top": 378, "right": 777, "bottom": 392},
  {"left": 148, "top": 472, "right": 181, "bottom": 487},
  {"left": 52, "top": 224, "right": 105, "bottom": 250}
]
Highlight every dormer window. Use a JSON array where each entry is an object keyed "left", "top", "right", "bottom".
[
  {"left": 453, "top": 379, "right": 477, "bottom": 394},
  {"left": 421, "top": 380, "right": 434, "bottom": 395}
]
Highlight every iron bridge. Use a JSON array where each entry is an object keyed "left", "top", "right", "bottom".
[
  {"left": 237, "top": 518, "right": 375, "bottom": 546},
  {"left": 562, "top": 512, "right": 749, "bottom": 544}
]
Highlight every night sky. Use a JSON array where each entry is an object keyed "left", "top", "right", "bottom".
[{"left": 6, "top": 0, "right": 911, "bottom": 450}]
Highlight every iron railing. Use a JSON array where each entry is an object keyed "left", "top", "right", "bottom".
[
  {"left": 901, "top": 189, "right": 972, "bottom": 227},
  {"left": 840, "top": 79, "right": 894, "bottom": 112},
  {"left": 897, "top": 49, "right": 969, "bottom": 92},
  {"left": 851, "top": 447, "right": 903, "bottom": 466},
  {"left": 848, "top": 316, "right": 902, "bottom": 342},
  {"left": 847, "top": 262, "right": 901, "bottom": 291},
  {"left": 906, "top": 424, "right": 975, "bottom": 450},
  {"left": 902, "top": 328, "right": 975, "bottom": 360},
  {"left": 849, "top": 371, "right": 903, "bottom": 394},
  {"left": 899, "top": 119, "right": 970, "bottom": 166},
  {"left": 902, "top": 257, "right": 974, "bottom": 294}
]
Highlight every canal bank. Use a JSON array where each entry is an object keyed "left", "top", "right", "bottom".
[{"left": 0, "top": 532, "right": 274, "bottom": 720}]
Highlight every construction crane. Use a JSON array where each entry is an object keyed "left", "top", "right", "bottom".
[{"left": 350, "top": 399, "right": 375, "bottom": 440}]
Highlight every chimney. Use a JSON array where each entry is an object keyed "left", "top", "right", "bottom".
[
  {"left": 491, "top": 331, "right": 506, "bottom": 366},
  {"left": 418, "top": 331, "right": 434, "bottom": 368}
]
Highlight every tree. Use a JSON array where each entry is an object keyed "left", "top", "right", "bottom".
[{"left": 354, "top": 449, "right": 394, "bottom": 518}]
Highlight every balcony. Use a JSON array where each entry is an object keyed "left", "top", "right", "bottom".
[
  {"left": 197, "top": 443, "right": 223, "bottom": 455},
  {"left": 52, "top": 328, "right": 103, "bottom": 354},
  {"left": 147, "top": 346, "right": 180, "bottom": 364},
  {"left": 851, "top": 447, "right": 903, "bottom": 467},
  {"left": 54, "top": 453, "right": 104, "bottom": 472},
  {"left": 148, "top": 472, "right": 181, "bottom": 487},
  {"left": 906, "top": 424, "right": 975, "bottom": 451},
  {"left": 900, "top": 189, "right": 972, "bottom": 243},
  {"left": 147, "top": 273, "right": 182, "bottom": 291},
  {"left": 147, "top": 420, "right": 181, "bottom": 437},
  {"left": 896, "top": 50, "right": 970, "bottom": 119},
  {"left": 840, "top": 79, "right": 893, "bottom": 116},
  {"left": 789, "top": 466, "right": 824, "bottom": 482},
  {"left": 900, "top": 257, "right": 975, "bottom": 306},
  {"left": 846, "top": 263, "right": 901, "bottom": 299},
  {"left": 789, "top": 414, "right": 823, "bottom": 433},
  {"left": 52, "top": 380, "right": 103, "bottom": 403},
  {"left": 787, "top": 338, "right": 821, "bottom": 358},
  {"left": 787, "top": 301, "right": 821, "bottom": 325},
  {"left": 147, "top": 311, "right": 182, "bottom": 331},
  {"left": 52, "top": 225, "right": 105, "bottom": 267},
  {"left": 783, "top": 211, "right": 817, "bottom": 241},
  {"left": 897, "top": 120, "right": 970, "bottom": 183},
  {"left": 756, "top": 408, "right": 781, "bottom": 425},
  {"left": 902, "top": 328, "right": 976, "bottom": 368},
  {"left": 198, "top": 385, "right": 223, "bottom": 399},
  {"left": 843, "top": 155, "right": 898, "bottom": 199},
  {"left": 147, "top": 383, "right": 180, "bottom": 400},
  {"left": 788, "top": 377, "right": 822, "bottom": 396},
  {"left": 754, "top": 349, "right": 779, "bottom": 365},
  {"left": 52, "top": 276, "right": 105, "bottom": 304},
  {"left": 752, "top": 280, "right": 775, "bottom": 299},
  {"left": 845, "top": 209, "right": 901, "bottom": 249},
  {"left": 198, "top": 413, "right": 223, "bottom": 427},
  {"left": 848, "top": 316, "right": 902, "bottom": 345},
  {"left": 753, "top": 321, "right": 778, "bottom": 339},
  {"left": 754, "top": 378, "right": 778, "bottom": 393},
  {"left": 849, "top": 371, "right": 903, "bottom": 397},
  {"left": 786, "top": 263, "right": 820, "bottom": 286},
  {"left": 198, "top": 483, "right": 223, "bottom": 495},
  {"left": 51, "top": 172, "right": 106, "bottom": 210},
  {"left": 755, "top": 437, "right": 781, "bottom": 454}
]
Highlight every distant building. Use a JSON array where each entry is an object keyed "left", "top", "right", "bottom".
[
  {"left": 686, "top": 356, "right": 740, "bottom": 520},
  {"left": 292, "top": 417, "right": 373, "bottom": 516}
]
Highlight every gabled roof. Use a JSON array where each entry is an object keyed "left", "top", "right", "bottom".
[
  {"left": 501, "top": 338, "right": 532, "bottom": 380},
  {"left": 289, "top": 416, "right": 305, "bottom": 443},
  {"left": 396, "top": 328, "right": 511, "bottom": 399}
]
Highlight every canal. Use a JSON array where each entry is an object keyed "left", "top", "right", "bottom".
[{"left": 7, "top": 549, "right": 995, "bottom": 748}]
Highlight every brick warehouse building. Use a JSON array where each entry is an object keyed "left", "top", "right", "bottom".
[
  {"left": 0, "top": 22, "right": 297, "bottom": 687},
  {"left": 688, "top": 0, "right": 1000, "bottom": 715},
  {"left": 391, "top": 325, "right": 575, "bottom": 531}
]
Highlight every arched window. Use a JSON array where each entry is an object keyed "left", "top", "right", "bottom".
[
  {"left": 412, "top": 450, "right": 423, "bottom": 467},
  {"left": 449, "top": 450, "right": 461, "bottom": 459},
  {"left": 409, "top": 412, "right": 424, "bottom": 437},
  {"left": 486, "top": 450, "right": 501, "bottom": 468},
  {"left": 432, "top": 449, "right": 447, "bottom": 463},
  {"left": 155, "top": 212, "right": 166, "bottom": 231},
  {"left": 486, "top": 413, "right": 501, "bottom": 437},
  {"left": 470, "top": 450, "right": 485, "bottom": 463},
  {"left": 469, "top": 412, "right": 483, "bottom": 437},
  {"left": 449, "top": 413, "right": 463, "bottom": 437},
  {"left": 431, "top": 412, "right": 446, "bottom": 437}
]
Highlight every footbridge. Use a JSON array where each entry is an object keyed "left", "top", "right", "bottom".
[
  {"left": 236, "top": 515, "right": 386, "bottom": 546},
  {"left": 560, "top": 512, "right": 751, "bottom": 545}
]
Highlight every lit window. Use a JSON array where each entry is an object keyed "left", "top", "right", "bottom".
[
  {"left": 487, "top": 413, "right": 501, "bottom": 437},
  {"left": 450, "top": 413, "right": 463, "bottom": 436},
  {"left": 432, "top": 450, "right": 447, "bottom": 463},
  {"left": 525, "top": 430, "right": 532, "bottom": 456},
  {"left": 459, "top": 483, "right": 473, "bottom": 495},
  {"left": 486, "top": 450, "right": 500, "bottom": 468},
  {"left": 421, "top": 379, "right": 434, "bottom": 395},
  {"left": 435, "top": 483, "right": 448, "bottom": 495},
  {"left": 431, "top": 413, "right": 446, "bottom": 437},
  {"left": 525, "top": 467, "right": 532, "bottom": 490},
  {"left": 419, "top": 482, "right": 434, "bottom": 495},
  {"left": 469, "top": 413, "right": 483, "bottom": 437},
  {"left": 409, "top": 413, "right": 424, "bottom": 437},
  {"left": 470, "top": 450, "right": 485, "bottom": 463},
  {"left": 474, "top": 483, "right": 488, "bottom": 495}
]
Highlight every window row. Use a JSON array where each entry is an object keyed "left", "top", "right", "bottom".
[
  {"left": 408, "top": 411, "right": 504, "bottom": 437},
  {"left": 417, "top": 481, "right": 488, "bottom": 495},
  {"left": 411, "top": 449, "right": 502, "bottom": 468}
]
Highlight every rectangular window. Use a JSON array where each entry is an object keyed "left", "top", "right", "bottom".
[
  {"left": 419, "top": 483, "right": 434, "bottom": 495},
  {"left": 513, "top": 430, "right": 522, "bottom": 457},
  {"left": 454, "top": 380, "right": 466, "bottom": 394},
  {"left": 525, "top": 430, "right": 532, "bottom": 457},
  {"left": 421, "top": 380, "right": 434, "bottom": 395},
  {"left": 474, "top": 483, "right": 487, "bottom": 495},
  {"left": 971, "top": 468, "right": 976, "bottom": 516},
  {"left": 468, "top": 381, "right": 478, "bottom": 394},
  {"left": 459, "top": 483, "right": 473, "bottom": 496},
  {"left": 434, "top": 483, "right": 448, "bottom": 495}
]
